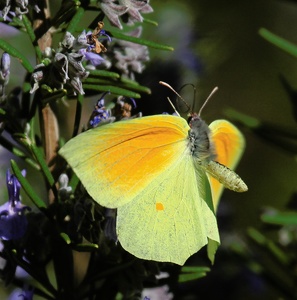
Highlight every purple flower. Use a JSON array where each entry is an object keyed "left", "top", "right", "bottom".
[
  {"left": 99, "top": 0, "right": 153, "bottom": 29},
  {"left": 120, "top": 0, "right": 153, "bottom": 25},
  {"left": 100, "top": 0, "right": 128, "bottom": 29},
  {"left": 30, "top": 23, "right": 110, "bottom": 95},
  {"left": 89, "top": 94, "right": 115, "bottom": 127},
  {"left": 83, "top": 22, "right": 111, "bottom": 66},
  {"left": 0, "top": 0, "right": 40, "bottom": 21},
  {"left": 8, "top": 285, "right": 34, "bottom": 300},
  {"left": 82, "top": 50, "right": 105, "bottom": 66},
  {"left": 18, "top": 289, "right": 34, "bottom": 300},
  {"left": 104, "top": 27, "right": 149, "bottom": 79},
  {"left": 0, "top": 170, "right": 30, "bottom": 240}
]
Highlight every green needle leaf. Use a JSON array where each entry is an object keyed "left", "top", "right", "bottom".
[
  {"left": 0, "top": 38, "right": 34, "bottom": 73},
  {"left": 72, "top": 243, "right": 99, "bottom": 252},
  {"left": 88, "top": 69, "right": 120, "bottom": 79},
  {"left": 69, "top": 172, "right": 80, "bottom": 191},
  {"left": 15, "top": 133, "right": 56, "bottom": 189},
  {"left": 261, "top": 212, "right": 297, "bottom": 225},
  {"left": 22, "top": 15, "right": 43, "bottom": 62},
  {"left": 179, "top": 266, "right": 210, "bottom": 283},
  {"left": 60, "top": 232, "right": 99, "bottom": 251},
  {"left": 60, "top": 232, "right": 72, "bottom": 244},
  {"left": 72, "top": 94, "right": 84, "bottom": 137},
  {"left": 0, "top": 136, "right": 40, "bottom": 169},
  {"left": 67, "top": 7, "right": 85, "bottom": 34},
  {"left": 181, "top": 266, "right": 211, "bottom": 273},
  {"left": 109, "top": 30, "right": 174, "bottom": 51},
  {"left": 83, "top": 84, "right": 141, "bottom": 98},
  {"left": 42, "top": 89, "right": 67, "bottom": 105},
  {"left": 120, "top": 78, "right": 151, "bottom": 94},
  {"left": 143, "top": 18, "right": 158, "bottom": 26},
  {"left": 247, "top": 227, "right": 290, "bottom": 265},
  {"left": 259, "top": 28, "right": 297, "bottom": 58},
  {"left": 11, "top": 159, "right": 47, "bottom": 209},
  {"left": 224, "top": 108, "right": 261, "bottom": 128},
  {"left": 30, "top": 144, "right": 55, "bottom": 188},
  {"left": 10, "top": 249, "right": 56, "bottom": 298},
  {"left": 84, "top": 78, "right": 151, "bottom": 94}
]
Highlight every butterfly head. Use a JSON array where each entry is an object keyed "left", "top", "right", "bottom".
[{"left": 188, "top": 112, "right": 201, "bottom": 127}]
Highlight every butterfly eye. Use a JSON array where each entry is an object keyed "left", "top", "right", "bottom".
[{"left": 187, "top": 113, "right": 200, "bottom": 126}]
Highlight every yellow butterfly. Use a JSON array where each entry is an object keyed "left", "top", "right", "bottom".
[{"left": 59, "top": 90, "right": 247, "bottom": 266}]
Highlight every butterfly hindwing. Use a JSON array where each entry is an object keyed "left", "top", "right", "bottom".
[
  {"left": 117, "top": 143, "right": 219, "bottom": 265},
  {"left": 209, "top": 120, "right": 246, "bottom": 209}
]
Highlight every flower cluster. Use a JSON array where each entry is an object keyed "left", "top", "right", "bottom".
[
  {"left": 102, "top": 27, "right": 149, "bottom": 79},
  {"left": 0, "top": 0, "right": 40, "bottom": 21},
  {"left": 99, "top": 0, "right": 153, "bottom": 29},
  {"left": 30, "top": 22, "right": 110, "bottom": 96}
]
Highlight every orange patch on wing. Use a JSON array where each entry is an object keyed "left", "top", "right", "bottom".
[
  {"left": 59, "top": 115, "right": 189, "bottom": 209},
  {"left": 156, "top": 202, "right": 164, "bottom": 211}
]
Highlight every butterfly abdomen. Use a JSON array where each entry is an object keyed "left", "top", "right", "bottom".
[{"left": 205, "top": 161, "right": 248, "bottom": 192}]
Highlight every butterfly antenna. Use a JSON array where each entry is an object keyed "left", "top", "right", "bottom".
[
  {"left": 159, "top": 81, "right": 191, "bottom": 112},
  {"left": 179, "top": 83, "right": 196, "bottom": 113},
  {"left": 198, "top": 87, "right": 219, "bottom": 117},
  {"left": 166, "top": 97, "right": 180, "bottom": 117}
]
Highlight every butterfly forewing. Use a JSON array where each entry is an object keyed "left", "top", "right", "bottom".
[{"left": 59, "top": 115, "right": 190, "bottom": 208}]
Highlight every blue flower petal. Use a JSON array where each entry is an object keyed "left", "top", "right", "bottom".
[
  {"left": 0, "top": 170, "right": 30, "bottom": 240},
  {"left": 84, "top": 51, "right": 104, "bottom": 66},
  {"left": 0, "top": 213, "right": 28, "bottom": 240}
]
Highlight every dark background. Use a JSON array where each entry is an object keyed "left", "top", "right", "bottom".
[{"left": 141, "top": 1, "right": 297, "bottom": 299}]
